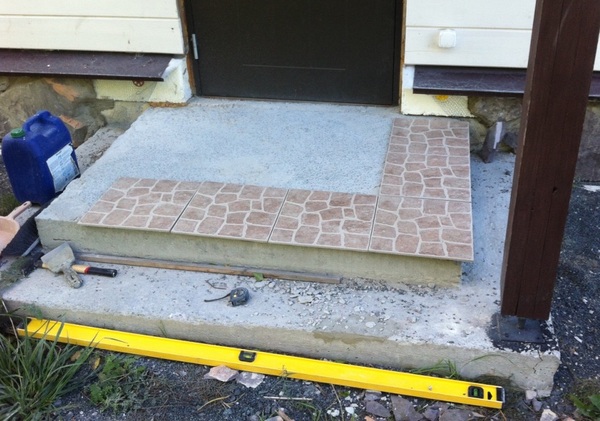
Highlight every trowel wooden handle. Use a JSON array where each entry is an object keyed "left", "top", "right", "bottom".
[
  {"left": 71, "top": 265, "right": 118, "bottom": 277},
  {"left": 39, "top": 261, "right": 117, "bottom": 277},
  {"left": 6, "top": 201, "right": 32, "bottom": 220}
]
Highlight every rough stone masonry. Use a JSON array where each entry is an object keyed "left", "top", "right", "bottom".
[{"left": 468, "top": 96, "right": 600, "bottom": 181}]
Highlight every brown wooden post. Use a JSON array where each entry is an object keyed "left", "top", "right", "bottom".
[{"left": 501, "top": 0, "right": 600, "bottom": 320}]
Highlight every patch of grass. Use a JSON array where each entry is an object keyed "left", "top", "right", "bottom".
[
  {"left": 0, "top": 256, "right": 36, "bottom": 287},
  {"left": 571, "top": 394, "right": 600, "bottom": 420},
  {"left": 0, "top": 315, "right": 95, "bottom": 420},
  {"left": 570, "top": 379, "right": 600, "bottom": 420},
  {"left": 409, "top": 359, "right": 461, "bottom": 380},
  {"left": 157, "top": 320, "right": 168, "bottom": 337},
  {"left": 292, "top": 401, "right": 337, "bottom": 421},
  {"left": 0, "top": 194, "right": 20, "bottom": 217},
  {"left": 88, "top": 353, "right": 152, "bottom": 413}
]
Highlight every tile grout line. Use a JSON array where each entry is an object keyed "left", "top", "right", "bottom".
[
  {"left": 262, "top": 186, "right": 290, "bottom": 244},
  {"left": 366, "top": 194, "right": 381, "bottom": 252},
  {"left": 167, "top": 180, "right": 204, "bottom": 234}
]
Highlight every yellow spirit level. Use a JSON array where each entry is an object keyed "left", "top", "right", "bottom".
[{"left": 19, "top": 318, "right": 504, "bottom": 409}]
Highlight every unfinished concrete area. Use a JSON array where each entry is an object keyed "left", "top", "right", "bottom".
[{"left": 2, "top": 99, "right": 559, "bottom": 394}]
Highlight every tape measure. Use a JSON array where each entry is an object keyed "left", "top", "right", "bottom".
[{"left": 204, "top": 287, "right": 250, "bottom": 306}]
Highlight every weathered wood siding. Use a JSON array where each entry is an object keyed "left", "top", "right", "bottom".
[
  {"left": 0, "top": 0, "right": 184, "bottom": 55},
  {"left": 405, "top": 0, "right": 600, "bottom": 70}
]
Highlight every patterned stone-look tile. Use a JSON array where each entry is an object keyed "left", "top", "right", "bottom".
[
  {"left": 370, "top": 195, "right": 473, "bottom": 261},
  {"left": 171, "top": 182, "right": 287, "bottom": 242},
  {"left": 380, "top": 117, "right": 471, "bottom": 202},
  {"left": 269, "top": 189, "right": 377, "bottom": 251},
  {"left": 79, "top": 177, "right": 200, "bottom": 231}
]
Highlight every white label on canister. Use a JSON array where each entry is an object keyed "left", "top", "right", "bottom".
[{"left": 46, "top": 144, "right": 80, "bottom": 193}]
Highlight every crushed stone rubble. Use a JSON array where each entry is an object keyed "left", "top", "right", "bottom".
[{"left": 195, "top": 272, "right": 542, "bottom": 354}]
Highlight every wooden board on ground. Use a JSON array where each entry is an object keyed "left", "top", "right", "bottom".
[{"left": 77, "top": 253, "right": 342, "bottom": 285}]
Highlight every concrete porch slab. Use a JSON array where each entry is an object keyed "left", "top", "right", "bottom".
[
  {"left": 37, "top": 102, "right": 472, "bottom": 285},
  {"left": 1, "top": 99, "right": 560, "bottom": 394},
  {"left": 3, "top": 251, "right": 558, "bottom": 395}
]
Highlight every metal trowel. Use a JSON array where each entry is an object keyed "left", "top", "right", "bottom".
[{"left": 41, "top": 242, "right": 82, "bottom": 288}]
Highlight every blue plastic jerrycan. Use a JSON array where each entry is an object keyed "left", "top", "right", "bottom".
[{"left": 2, "top": 111, "right": 80, "bottom": 204}]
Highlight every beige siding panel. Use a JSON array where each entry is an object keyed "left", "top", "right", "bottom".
[
  {"left": 405, "top": 27, "right": 600, "bottom": 71},
  {"left": 0, "top": 0, "right": 179, "bottom": 19},
  {"left": 0, "top": 17, "right": 184, "bottom": 54},
  {"left": 405, "top": 28, "right": 532, "bottom": 68},
  {"left": 406, "top": 0, "right": 535, "bottom": 29}
]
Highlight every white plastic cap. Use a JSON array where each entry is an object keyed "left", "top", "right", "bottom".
[{"left": 438, "top": 29, "right": 457, "bottom": 49}]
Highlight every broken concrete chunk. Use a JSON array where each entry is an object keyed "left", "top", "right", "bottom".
[
  {"left": 363, "top": 390, "right": 383, "bottom": 402},
  {"left": 539, "top": 409, "right": 558, "bottom": 421},
  {"left": 439, "top": 408, "right": 473, "bottom": 421},
  {"left": 203, "top": 365, "right": 239, "bottom": 382},
  {"left": 422, "top": 406, "right": 439, "bottom": 421},
  {"left": 298, "top": 295, "right": 314, "bottom": 304},
  {"left": 366, "top": 400, "right": 391, "bottom": 418},
  {"left": 525, "top": 389, "right": 538, "bottom": 402},
  {"left": 390, "top": 395, "right": 421, "bottom": 421},
  {"left": 236, "top": 371, "right": 265, "bottom": 389}
]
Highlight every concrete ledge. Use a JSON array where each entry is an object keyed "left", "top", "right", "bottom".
[
  {"left": 2, "top": 264, "right": 559, "bottom": 395},
  {"left": 37, "top": 220, "right": 462, "bottom": 286}
]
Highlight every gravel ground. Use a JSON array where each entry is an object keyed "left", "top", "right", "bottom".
[{"left": 1, "top": 149, "right": 598, "bottom": 420}]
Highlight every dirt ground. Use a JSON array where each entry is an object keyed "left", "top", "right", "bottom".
[{"left": 0, "top": 157, "right": 598, "bottom": 420}]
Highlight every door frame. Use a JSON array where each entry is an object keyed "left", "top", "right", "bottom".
[{"left": 183, "top": 0, "right": 403, "bottom": 105}]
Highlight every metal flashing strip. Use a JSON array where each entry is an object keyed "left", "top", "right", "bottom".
[
  {"left": 412, "top": 65, "right": 600, "bottom": 99},
  {"left": 0, "top": 49, "right": 175, "bottom": 81},
  {"left": 19, "top": 319, "right": 504, "bottom": 409}
]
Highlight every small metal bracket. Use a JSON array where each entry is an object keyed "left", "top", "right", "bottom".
[
  {"left": 489, "top": 313, "right": 545, "bottom": 344},
  {"left": 191, "top": 34, "right": 199, "bottom": 60}
]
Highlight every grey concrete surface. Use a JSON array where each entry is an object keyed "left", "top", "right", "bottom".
[
  {"left": 39, "top": 98, "right": 400, "bottom": 223},
  {"left": 2, "top": 100, "right": 560, "bottom": 394},
  {"left": 35, "top": 98, "right": 462, "bottom": 284}
]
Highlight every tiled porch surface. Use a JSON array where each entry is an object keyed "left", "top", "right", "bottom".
[{"left": 78, "top": 117, "right": 473, "bottom": 262}]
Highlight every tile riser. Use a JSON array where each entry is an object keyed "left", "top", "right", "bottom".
[{"left": 38, "top": 219, "right": 462, "bottom": 286}]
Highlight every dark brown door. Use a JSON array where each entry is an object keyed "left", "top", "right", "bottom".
[{"left": 187, "top": 0, "right": 400, "bottom": 105}]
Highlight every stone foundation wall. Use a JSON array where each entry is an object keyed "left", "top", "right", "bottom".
[
  {"left": 3, "top": 77, "right": 599, "bottom": 181},
  {"left": 0, "top": 76, "right": 147, "bottom": 147},
  {"left": 467, "top": 96, "right": 600, "bottom": 181}
]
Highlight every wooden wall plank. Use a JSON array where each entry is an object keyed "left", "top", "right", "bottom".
[
  {"left": 0, "top": 17, "right": 184, "bottom": 55},
  {"left": 0, "top": 0, "right": 179, "bottom": 19},
  {"left": 406, "top": 0, "right": 535, "bottom": 29},
  {"left": 405, "top": 27, "right": 600, "bottom": 70}
]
